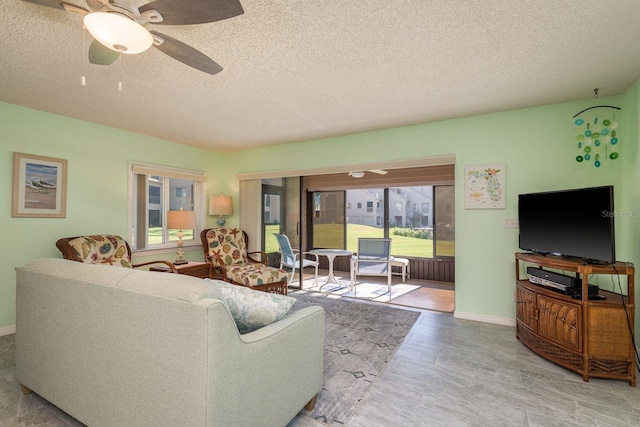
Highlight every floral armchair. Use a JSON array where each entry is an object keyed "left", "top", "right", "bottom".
[
  {"left": 56, "top": 235, "right": 177, "bottom": 272},
  {"left": 200, "top": 228, "right": 288, "bottom": 295}
]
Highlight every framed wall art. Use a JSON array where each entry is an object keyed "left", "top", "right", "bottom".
[
  {"left": 12, "top": 152, "right": 67, "bottom": 218},
  {"left": 464, "top": 164, "right": 505, "bottom": 209}
]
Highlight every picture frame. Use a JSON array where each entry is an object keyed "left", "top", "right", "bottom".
[
  {"left": 12, "top": 152, "right": 67, "bottom": 218},
  {"left": 464, "top": 164, "right": 506, "bottom": 209}
]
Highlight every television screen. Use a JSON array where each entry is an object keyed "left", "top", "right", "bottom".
[{"left": 518, "top": 186, "right": 615, "bottom": 264}]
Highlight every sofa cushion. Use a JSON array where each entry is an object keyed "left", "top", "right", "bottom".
[
  {"left": 205, "top": 279, "right": 296, "bottom": 334},
  {"left": 19, "top": 259, "right": 220, "bottom": 303}
]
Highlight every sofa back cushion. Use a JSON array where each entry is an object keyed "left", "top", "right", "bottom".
[
  {"left": 18, "top": 258, "right": 221, "bottom": 304},
  {"left": 205, "top": 279, "right": 296, "bottom": 334},
  {"left": 67, "top": 235, "right": 133, "bottom": 268},
  {"left": 204, "top": 228, "right": 249, "bottom": 267}
]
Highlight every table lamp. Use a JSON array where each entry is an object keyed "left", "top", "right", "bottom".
[
  {"left": 167, "top": 207, "right": 196, "bottom": 265},
  {"left": 209, "top": 194, "right": 233, "bottom": 226}
]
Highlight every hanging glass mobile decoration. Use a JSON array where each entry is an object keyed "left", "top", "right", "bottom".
[{"left": 573, "top": 89, "right": 621, "bottom": 168}]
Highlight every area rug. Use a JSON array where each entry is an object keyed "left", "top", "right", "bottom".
[
  {"left": 289, "top": 291, "right": 421, "bottom": 425},
  {"left": 298, "top": 273, "right": 420, "bottom": 301}
]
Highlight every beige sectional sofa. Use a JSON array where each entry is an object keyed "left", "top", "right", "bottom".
[{"left": 15, "top": 258, "right": 324, "bottom": 427}]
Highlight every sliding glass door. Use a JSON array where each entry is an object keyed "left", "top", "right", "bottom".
[
  {"left": 261, "top": 177, "right": 302, "bottom": 282},
  {"left": 308, "top": 191, "right": 346, "bottom": 249},
  {"left": 434, "top": 185, "right": 455, "bottom": 259},
  {"left": 249, "top": 164, "right": 455, "bottom": 282}
]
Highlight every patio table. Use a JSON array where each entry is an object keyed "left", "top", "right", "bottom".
[{"left": 308, "top": 249, "right": 353, "bottom": 290}]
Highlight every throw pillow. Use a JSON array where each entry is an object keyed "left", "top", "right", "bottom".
[{"left": 205, "top": 279, "right": 296, "bottom": 334}]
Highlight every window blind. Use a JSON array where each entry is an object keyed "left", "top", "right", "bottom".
[{"left": 131, "top": 164, "right": 206, "bottom": 182}]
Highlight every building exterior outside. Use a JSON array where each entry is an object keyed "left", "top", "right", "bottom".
[{"left": 346, "top": 186, "right": 433, "bottom": 229}]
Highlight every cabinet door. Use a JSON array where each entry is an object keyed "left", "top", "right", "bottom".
[
  {"left": 537, "top": 295, "right": 581, "bottom": 351},
  {"left": 516, "top": 285, "right": 537, "bottom": 331},
  {"left": 588, "top": 306, "right": 633, "bottom": 358}
]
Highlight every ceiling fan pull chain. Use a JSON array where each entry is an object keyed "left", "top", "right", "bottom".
[
  {"left": 81, "top": 25, "right": 86, "bottom": 86},
  {"left": 118, "top": 55, "right": 123, "bottom": 92}
]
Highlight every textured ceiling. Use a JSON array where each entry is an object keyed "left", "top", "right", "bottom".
[{"left": 1, "top": 0, "right": 640, "bottom": 152}]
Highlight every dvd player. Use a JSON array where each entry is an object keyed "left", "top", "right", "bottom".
[
  {"left": 527, "top": 267, "right": 581, "bottom": 289},
  {"left": 527, "top": 267, "right": 598, "bottom": 296}
]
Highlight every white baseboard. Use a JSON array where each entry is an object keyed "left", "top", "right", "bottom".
[
  {"left": 453, "top": 311, "right": 516, "bottom": 327},
  {"left": 0, "top": 325, "right": 16, "bottom": 336}
]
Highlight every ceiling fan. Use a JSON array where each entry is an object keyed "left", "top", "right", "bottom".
[
  {"left": 348, "top": 169, "right": 388, "bottom": 178},
  {"left": 22, "top": 0, "right": 244, "bottom": 75}
]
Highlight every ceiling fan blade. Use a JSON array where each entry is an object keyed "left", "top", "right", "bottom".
[
  {"left": 61, "top": 1, "right": 89, "bottom": 15},
  {"left": 369, "top": 169, "right": 388, "bottom": 175},
  {"left": 139, "top": 0, "right": 244, "bottom": 25},
  {"left": 150, "top": 31, "right": 222, "bottom": 75},
  {"left": 88, "top": 40, "right": 119, "bottom": 65},
  {"left": 23, "top": 0, "right": 89, "bottom": 14},
  {"left": 22, "top": 0, "right": 66, "bottom": 11},
  {"left": 85, "top": 0, "right": 108, "bottom": 11}
]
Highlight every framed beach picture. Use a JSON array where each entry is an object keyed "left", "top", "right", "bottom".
[
  {"left": 12, "top": 152, "right": 67, "bottom": 218},
  {"left": 464, "top": 164, "right": 506, "bottom": 209}
]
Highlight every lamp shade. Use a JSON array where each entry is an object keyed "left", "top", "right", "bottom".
[
  {"left": 167, "top": 209, "right": 196, "bottom": 230},
  {"left": 209, "top": 195, "right": 233, "bottom": 216},
  {"left": 83, "top": 12, "right": 153, "bottom": 54}
]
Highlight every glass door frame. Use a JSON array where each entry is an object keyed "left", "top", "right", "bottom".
[{"left": 261, "top": 177, "right": 304, "bottom": 286}]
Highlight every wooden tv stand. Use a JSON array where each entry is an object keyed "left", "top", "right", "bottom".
[{"left": 515, "top": 252, "right": 636, "bottom": 386}]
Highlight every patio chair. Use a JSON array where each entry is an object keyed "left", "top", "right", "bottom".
[
  {"left": 274, "top": 233, "right": 319, "bottom": 287},
  {"left": 200, "top": 228, "right": 289, "bottom": 294},
  {"left": 350, "top": 238, "right": 393, "bottom": 295},
  {"left": 56, "top": 235, "right": 177, "bottom": 272}
]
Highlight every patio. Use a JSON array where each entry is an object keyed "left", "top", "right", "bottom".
[{"left": 290, "top": 269, "right": 455, "bottom": 313}]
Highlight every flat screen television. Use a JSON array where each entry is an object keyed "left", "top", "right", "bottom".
[{"left": 518, "top": 186, "right": 615, "bottom": 264}]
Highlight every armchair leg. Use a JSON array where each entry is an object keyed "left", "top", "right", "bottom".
[{"left": 304, "top": 394, "right": 318, "bottom": 411}]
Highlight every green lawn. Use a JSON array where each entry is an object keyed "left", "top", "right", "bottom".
[
  {"left": 150, "top": 224, "right": 453, "bottom": 258},
  {"left": 265, "top": 223, "right": 454, "bottom": 258}
]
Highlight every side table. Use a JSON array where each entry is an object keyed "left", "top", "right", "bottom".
[
  {"left": 150, "top": 261, "right": 211, "bottom": 279},
  {"left": 308, "top": 249, "right": 353, "bottom": 290}
]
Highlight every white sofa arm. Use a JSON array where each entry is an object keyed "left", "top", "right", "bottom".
[{"left": 205, "top": 305, "right": 325, "bottom": 427}]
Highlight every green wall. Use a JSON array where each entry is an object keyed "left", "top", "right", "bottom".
[
  {"left": 0, "top": 102, "right": 222, "bottom": 330},
  {"left": 619, "top": 80, "right": 640, "bottom": 337},
  {"left": 2, "top": 81, "right": 638, "bottom": 335},
  {"left": 227, "top": 93, "right": 633, "bottom": 324}
]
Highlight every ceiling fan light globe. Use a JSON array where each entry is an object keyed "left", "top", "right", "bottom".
[{"left": 83, "top": 12, "right": 153, "bottom": 54}]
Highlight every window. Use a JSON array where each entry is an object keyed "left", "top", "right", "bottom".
[
  {"left": 129, "top": 162, "right": 206, "bottom": 251},
  {"left": 342, "top": 185, "right": 444, "bottom": 256},
  {"left": 149, "top": 184, "right": 161, "bottom": 204},
  {"left": 357, "top": 202, "right": 362, "bottom": 209}
]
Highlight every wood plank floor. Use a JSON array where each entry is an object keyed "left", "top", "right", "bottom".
[
  {"left": 2, "top": 302, "right": 640, "bottom": 426},
  {"left": 3, "top": 273, "right": 638, "bottom": 426},
  {"left": 288, "top": 306, "right": 640, "bottom": 427}
]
